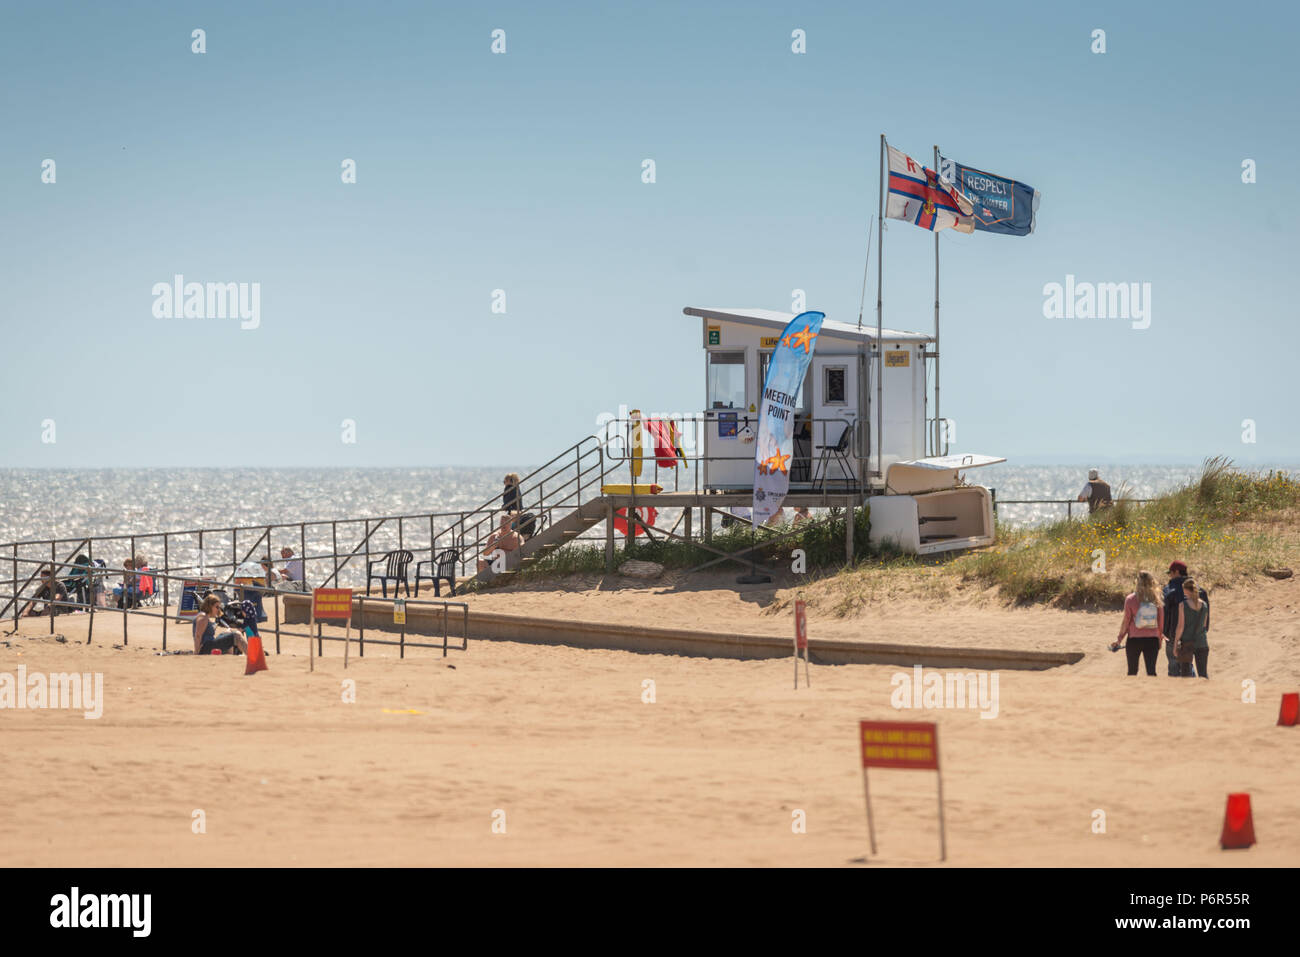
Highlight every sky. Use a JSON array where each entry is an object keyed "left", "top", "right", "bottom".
[{"left": 2, "top": 0, "right": 1297, "bottom": 468}]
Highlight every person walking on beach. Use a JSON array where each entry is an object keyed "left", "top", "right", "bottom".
[
  {"left": 1172, "top": 577, "right": 1210, "bottom": 678},
  {"left": 1077, "top": 468, "right": 1113, "bottom": 514},
  {"left": 1163, "top": 560, "right": 1209, "bottom": 676},
  {"left": 192, "top": 594, "right": 248, "bottom": 656},
  {"left": 1110, "top": 570, "right": 1165, "bottom": 675}
]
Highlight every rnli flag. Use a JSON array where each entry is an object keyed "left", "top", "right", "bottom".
[
  {"left": 753, "top": 311, "right": 825, "bottom": 527},
  {"left": 885, "top": 143, "right": 974, "bottom": 233},
  {"left": 939, "top": 155, "right": 1040, "bottom": 236}
]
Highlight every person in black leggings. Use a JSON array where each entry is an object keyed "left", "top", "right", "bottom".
[
  {"left": 1110, "top": 571, "right": 1166, "bottom": 676},
  {"left": 1125, "top": 637, "right": 1161, "bottom": 676}
]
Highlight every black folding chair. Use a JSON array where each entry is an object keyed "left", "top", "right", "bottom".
[
  {"left": 367, "top": 549, "right": 414, "bottom": 598},
  {"left": 415, "top": 548, "right": 460, "bottom": 597},
  {"left": 816, "top": 424, "right": 855, "bottom": 490}
]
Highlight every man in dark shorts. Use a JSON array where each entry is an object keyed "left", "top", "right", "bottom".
[{"left": 192, "top": 594, "right": 248, "bottom": 656}]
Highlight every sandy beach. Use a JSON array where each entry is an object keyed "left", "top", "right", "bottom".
[{"left": 3, "top": 570, "right": 1297, "bottom": 867}]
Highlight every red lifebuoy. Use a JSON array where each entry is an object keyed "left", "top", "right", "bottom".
[{"left": 613, "top": 506, "right": 657, "bottom": 536}]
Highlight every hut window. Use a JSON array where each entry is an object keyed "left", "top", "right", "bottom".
[
  {"left": 824, "top": 366, "right": 846, "bottom": 405},
  {"left": 708, "top": 351, "right": 745, "bottom": 409}
]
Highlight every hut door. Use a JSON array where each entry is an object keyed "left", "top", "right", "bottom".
[{"left": 811, "top": 356, "right": 860, "bottom": 486}]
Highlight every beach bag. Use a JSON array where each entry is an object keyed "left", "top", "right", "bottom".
[{"left": 1134, "top": 600, "right": 1159, "bottom": 631}]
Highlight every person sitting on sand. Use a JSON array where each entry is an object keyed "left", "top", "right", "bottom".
[
  {"left": 477, "top": 512, "right": 523, "bottom": 573},
  {"left": 19, "top": 567, "right": 68, "bottom": 617},
  {"left": 193, "top": 594, "right": 248, "bottom": 656},
  {"left": 1110, "top": 570, "right": 1165, "bottom": 676},
  {"left": 112, "top": 558, "right": 139, "bottom": 608},
  {"left": 1077, "top": 468, "right": 1113, "bottom": 514},
  {"left": 1172, "top": 577, "right": 1210, "bottom": 679},
  {"left": 64, "top": 554, "right": 92, "bottom": 607}
]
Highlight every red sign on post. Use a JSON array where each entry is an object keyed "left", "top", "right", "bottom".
[
  {"left": 858, "top": 719, "right": 946, "bottom": 861},
  {"left": 312, "top": 588, "right": 353, "bottom": 621},
  {"left": 860, "top": 720, "right": 940, "bottom": 770}
]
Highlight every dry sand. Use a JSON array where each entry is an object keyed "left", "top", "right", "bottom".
[{"left": 2, "top": 571, "right": 1298, "bottom": 866}]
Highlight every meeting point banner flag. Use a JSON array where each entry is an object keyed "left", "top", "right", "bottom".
[
  {"left": 939, "top": 155, "right": 1041, "bottom": 236},
  {"left": 753, "top": 310, "right": 825, "bottom": 526},
  {"left": 886, "top": 143, "right": 974, "bottom": 233}
]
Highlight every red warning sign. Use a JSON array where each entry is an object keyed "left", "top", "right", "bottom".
[
  {"left": 859, "top": 720, "right": 940, "bottom": 771},
  {"left": 312, "top": 588, "right": 353, "bottom": 622}
]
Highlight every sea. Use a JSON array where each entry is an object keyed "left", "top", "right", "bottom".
[{"left": 2, "top": 464, "right": 1294, "bottom": 587}]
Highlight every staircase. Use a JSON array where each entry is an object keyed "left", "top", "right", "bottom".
[
  {"left": 476, "top": 498, "right": 610, "bottom": 584},
  {"left": 446, "top": 434, "right": 618, "bottom": 589}
]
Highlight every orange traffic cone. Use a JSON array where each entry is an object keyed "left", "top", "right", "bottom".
[
  {"left": 244, "top": 633, "right": 269, "bottom": 676},
  {"left": 1219, "top": 793, "right": 1256, "bottom": 849},
  {"left": 1278, "top": 692, "right": 1299, "bottom": 726}
]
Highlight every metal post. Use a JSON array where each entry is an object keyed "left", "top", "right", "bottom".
[
  {"left": 300, "top": 522, "right": 307, "bottom": 589},
  {"left": 704, "top": 506, "right": 713, "bottom": 544},
  {"left": 274, "top": 574, "right": 281, "bottom": 655},
  {"left": 684, "top": 507, "right": 692, "bottom": 543},
  {"left": 50, "top": 540, "right": 56, "bottom": 634},
  {"left": 937, "top": 766, "right": 948, "bottom": 862},
  {"left": 358, "top": 596, "right": 365, "bottom": 657},
  {"left": 231, "top": 528, "right": 237, "bottom": 585},
  {"left": 162, "top": 533, "right": 169, "bottom": 651},
  {"left": 863, "top": 768, "right": 878, "bottom": 856},
  {"left": 363, "top": 520, "right": 370, "bottom": 595},
  {"left": 605, "top": 502, "right": 615, "bottom": 572},
  {"left": 87, "top": 540, "right": 95, "bottom": 645},
  {"left": 876, "top": 133, "right": 885, "bottom": 481},
  {"left": 327, "top": 521, "right": 338, "bottom": 655},
  {"left": 933, "top": 143, "right": 941, "bottom": 460},
  {"left": 845, "top": 499, "right": 854, "bottom": 564}
]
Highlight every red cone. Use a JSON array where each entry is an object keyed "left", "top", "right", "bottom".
[
  {"left": 1219, "top": 793, "right": 1256, "bottom": 849},
  {"left": 1278, "top": 692, "right": 1299, "bottom": 726},
  {"left": 244, "top": 634, "right": 269, "bottom": 675}
]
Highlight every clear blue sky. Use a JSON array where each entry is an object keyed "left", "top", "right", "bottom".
[{"left": 3, "top": 0, "right": 1296, "bottom": 467}]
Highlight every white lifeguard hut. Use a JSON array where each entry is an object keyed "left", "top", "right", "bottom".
[
  {"left": 687, "top": 306, "right": 931, "bottom": 490},
  {"left": 685, "top": 305, "right": 1003, "bottom": 554}
]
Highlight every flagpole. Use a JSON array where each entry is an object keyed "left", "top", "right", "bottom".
[
  {"left": 933, "top": 143, "right": 941, "bottom": 457},
  {"left": 876, "top": 133, "right": 884, "bottom": 482}
]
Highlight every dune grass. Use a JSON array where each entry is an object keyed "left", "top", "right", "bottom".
[
  {"left": 953, "top": 457, "right": 1300, "bottom": 607},
  {"left": 494, "top": 458, "right": 1300, "bottom": 612},
  {"left": 513, "top": 505, "right": 874, "bottom": 581}
]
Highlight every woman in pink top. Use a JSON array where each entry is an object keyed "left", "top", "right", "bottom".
[{"left": 1110, "top": 570, "right": 1166, "bottom": 675}]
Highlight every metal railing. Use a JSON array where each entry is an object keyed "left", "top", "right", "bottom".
[
  {"left": 992, "top": 496, "right": 1155, "bottom": 522},
  {"left": 1, "top": 557, "right": 467, "bottom": 657},
  {"left": 599, "top": 413, "right": 872, "bottom": 494}
]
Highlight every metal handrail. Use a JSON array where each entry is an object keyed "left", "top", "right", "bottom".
[{"left": 1, "top": 558, "right": 468, "bottom": 657}]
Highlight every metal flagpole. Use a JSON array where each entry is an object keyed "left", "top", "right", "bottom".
[
  {"left": 856, "top": 216, "right": 874, "bottom": 332},
  {"left": 876, "top": 134, "right": 885, "bottom": 480},
  {"left": 933, "top": 144, "right": 941, "bottom": 456}
]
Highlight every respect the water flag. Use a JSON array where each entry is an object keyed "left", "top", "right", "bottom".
[
  {"left": 753, "top": 311, "right": 825, "bottom": 526},
  {"left": 938, "top": 156, "right": 1040, "bottom": 236}
]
